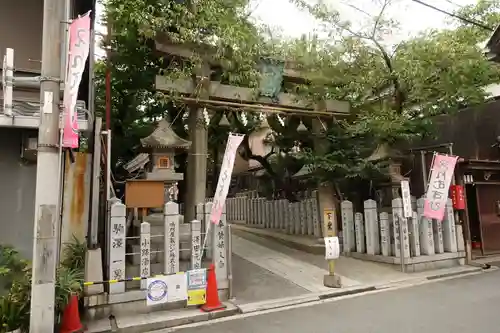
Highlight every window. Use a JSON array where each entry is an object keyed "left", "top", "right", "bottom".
[{"left": 157, "top": 157, "right": 170, "bottom": 169}]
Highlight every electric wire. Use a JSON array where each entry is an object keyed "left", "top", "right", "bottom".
[{"left": 410, "top": 0, "right": 494, "bottom": 32}]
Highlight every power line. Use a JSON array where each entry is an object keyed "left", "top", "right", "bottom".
[
  {"left": 410, "top": 0, "right": 494, "bottom": 32},
  {"left": 443, "top": 0, "right": 461, "bottom": 8}
]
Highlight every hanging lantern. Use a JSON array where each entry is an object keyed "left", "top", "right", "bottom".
[
  {"left": 219, "top": 113, "right": 230, "bottom": 127},
  {"left": 259, "top": 115, "right": 270, "bottom": 129},
  {"left": 450, "top": 185, "right": 465, "bottom": 210},
  {"left": 297, "top": 120, "right": 308, "bottom": 132}
]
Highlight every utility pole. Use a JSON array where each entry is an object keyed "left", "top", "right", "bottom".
[{"left": 30, "top": 0, "right": 65, "bottom": 332}]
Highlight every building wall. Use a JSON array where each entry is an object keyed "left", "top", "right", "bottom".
[
  {"left": 406, "top": 99, "right": 500, "bottom": 196},
  {"left": 0, "top": 128, "right": 91, "bottom": 258},
  {"left": 0, "top": 0, "right": 44, "bottom": 102},
  {"left": 0, "top": 0, "right": 95, "bottom": 105},
  {"left": 0, "top": 0, "right": 43, "bottom": 73},
  {"left": 0, "top": 128, "right": 37, "bottom": 258}
]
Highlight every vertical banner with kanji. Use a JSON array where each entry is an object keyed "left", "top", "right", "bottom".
[
  {"left": 62, "top": 12, "right": 91, "bottom": 148},
  {"left": 210, "top": 133, "right": 244, "bottom": 224},
  {"left": 423, "top": 153, "right": 458, "bottom": 221}
]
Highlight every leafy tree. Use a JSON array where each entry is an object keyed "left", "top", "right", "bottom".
[
  {"left": 98, "top": 0, "right": 500, "bottom": 202},
  {"left": 96, "top": 0, "right": 262, "bottom": 176},
  {"left": 98, "top": 0, "right": 318, "bottom": 201},
  {"left": 286, "top": 0, "right": 500, "bottom": 193}
]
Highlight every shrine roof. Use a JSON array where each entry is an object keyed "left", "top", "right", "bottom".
[{"left": 140, "top": 119, "right": 191, "bottom": 149}]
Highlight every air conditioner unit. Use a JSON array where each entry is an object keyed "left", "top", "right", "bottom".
[{"left": 20, "top": 133, "right": 37, "bottom": 163}]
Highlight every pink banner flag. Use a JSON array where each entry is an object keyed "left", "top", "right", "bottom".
[
  {"left": 423, "top": 153, "right": 458, "bottom": 221},
  {"left": 62, "top": 12, "right": 91, "bottom": 148},
  {"left": 210, "top": 133, "right": 244, "bottom": 224}
]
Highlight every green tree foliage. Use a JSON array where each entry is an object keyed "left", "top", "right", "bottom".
[
  {"left": 98, "top": 0, "right": 311, "bottom": 200},
  {"left": 97, "top": 0, "right": 275, "bottom": 177},
  {"left": 97, "top": 0, "right": 500, "bottom": 198},
  {"left": 286, "top": 0, "right": 500, "bottom": 186}
]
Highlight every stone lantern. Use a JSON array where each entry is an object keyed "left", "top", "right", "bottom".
[
  {"left": 366, "top": 143, "right": 405, "bottom": 206},
  {"left": 140, "top": 119, "right": 191, "bottom": 200}
]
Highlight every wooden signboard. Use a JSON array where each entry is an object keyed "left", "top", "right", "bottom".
[{"left": 125, "top": 180, "right": 165, "bottom": 208}]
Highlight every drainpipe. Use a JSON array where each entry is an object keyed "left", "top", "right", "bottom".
[{"left": 87, "top": 8, "right": 98, "bottom": 248}]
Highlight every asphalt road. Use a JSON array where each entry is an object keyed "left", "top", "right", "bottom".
[{"left": 169, "top": 268, "right": 500, "bottom": 333}]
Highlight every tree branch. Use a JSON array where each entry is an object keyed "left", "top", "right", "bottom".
[
  {"left": 239, "top": 135, "right": 298, "bottom": 201},
  {"left": 291, "top": 0, "right": 406, "bottom": 114},
  {"left": 371, "top": 0, "right": 391, "bottom": 39},
  {"left": 371, "top": 39, "right": 405, "bottom": 114}
]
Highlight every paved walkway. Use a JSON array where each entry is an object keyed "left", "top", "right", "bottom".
[
  {"left": 230, "top": 228, "right": 413, "bottom": 304},
  {"left": 231, "top": 225, "right": 410, "bottom": 284},
  {"left": 232, "top": 234, "right": 360, "bottom": 293},
  {"left": 230, "top": 227, "right": 481, "bottom": 305}
]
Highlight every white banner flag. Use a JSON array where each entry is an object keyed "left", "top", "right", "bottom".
[
  {"left": 62, "top": 12, "right": 91, "bottom": 148},
  {"left": 424, "top": 153, "right": 458, "bottom": 221},
  {"left": 210, "top": 133, "right": 244, "bottom": 224}
]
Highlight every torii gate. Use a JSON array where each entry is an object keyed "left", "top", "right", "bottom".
[{"left": 154, "top": 33, "right": 350, "bottom": 228}]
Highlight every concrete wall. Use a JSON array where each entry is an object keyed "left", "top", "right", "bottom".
[
  {"left": 0, "top": 128, "right": 37, "bottom": 258},
  {"left": 0, "top": 128, "right": 92, "bottom": 258},
  {"left": 0, "top": 0, "right": 43, "bottom": 73}
]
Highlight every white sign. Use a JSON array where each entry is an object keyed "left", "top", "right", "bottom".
[
  {"left": 324, "top": 236, "right": 340, "bottom": 260},
  {"left": 146, "top": 277, "right": 168, "bottom": 306},
  {"left": 187, "top": 269, "right": 207, "bottom": 290},
  {"left": 400, "top": 180, "right": 412, "bottom": 218},
  {"left": 187, "top": 269, "right": 207, "bottom": 306},
  {"left": 209, "top": 133, "right": 245, "bottom": 224},
  {"left": 165, "top": 273, "right": 188, "bottom": 303}
]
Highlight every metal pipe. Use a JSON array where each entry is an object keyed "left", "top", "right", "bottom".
[
  {"left": 420, "top": 150, "right": 428, "bottom": 189},
  {"left": 227, "top": 224, "right": 233, "bottom": 299},
  {"left": 88, "top": 117, "right": 102, "bottom": 248},
  {"left": 86, "top": 13, "right": 98, "bottom": 247},
  {"left": 56, "top": 130, "right": 65, "bottom": 264},
  {"left": 0, "top": 76, "right": 65, "bottom": 89},
  {"left": 106, "top": 130, "right": 112, "bottom": 200},
  {"left": 408, "top": 142, "right": 453, "bottom": 152}
]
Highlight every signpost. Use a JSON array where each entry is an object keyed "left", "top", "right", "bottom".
[
  {"left": 400, "top": 180, "right": 412, "bottom": 273},
  {"left": 323, "top": 209, "right": 341, "bottom": 288},
  {"left": 324, "top": 236, "right": 340, "bottom": 260}
]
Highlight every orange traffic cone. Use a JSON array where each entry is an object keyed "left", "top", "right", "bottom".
[
  {"left": 60, "top": 295, "right": 83, "bottom": 333},
  {"left": 200, "top": 264, "right": 227, "bottom": 312}
]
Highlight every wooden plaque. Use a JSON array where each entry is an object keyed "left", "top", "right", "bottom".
[{"left": 125, "top": 180, "right": 165, "bottom": 208}]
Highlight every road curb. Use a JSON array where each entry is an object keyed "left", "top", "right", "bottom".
[
  {"left": 89, "top": 267, "right": 491, "bottom": 333},
  {"left": 234, "top": 294, "right": 320, "bottom": 314},
  {"left": 317, "top": 286, "right": 377, "bottom": 300},
  {"left": 235, "top": 285, "right": 380, "bottom": 314},
  {"left": 425, "top": 267, "right": 483, "bottom": 280},
  {"left": 87, "top": 304, "right": 240, "bottom": 333}
]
